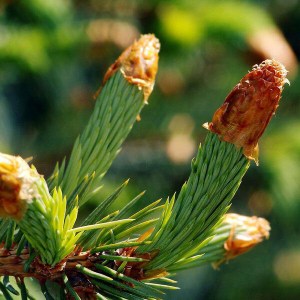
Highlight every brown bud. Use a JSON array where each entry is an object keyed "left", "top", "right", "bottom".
[
  {"left": 101, "top": 34, "right": 160, "bottom": 103},
  {"left": 0, "top": 153, "right": 38, "bottom": 220},
  {"left": 223, "top": 213, "right": 270, "bottom": 261},
  {"left": 204, "top": 59, "right": 288, "bottom": 164}
]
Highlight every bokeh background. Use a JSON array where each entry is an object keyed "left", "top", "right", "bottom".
[{"left": 1, "top": 0, "right": 300, "bottom": 299}]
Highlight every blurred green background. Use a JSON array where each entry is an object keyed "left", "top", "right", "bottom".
[{"left": 1, "top": 0, "right": 300, "bottom": 299}]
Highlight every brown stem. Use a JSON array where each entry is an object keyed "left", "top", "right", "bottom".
[
  {"left": 0, "top": 245, "right": 165, "bottom": 299},
  {"left": 0, "top": 247, "right": 94, "bottom": 280}
]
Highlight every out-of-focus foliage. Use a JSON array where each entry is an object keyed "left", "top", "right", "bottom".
[{"left": 1, "top": 0, "right": 300, "bottom": 299}]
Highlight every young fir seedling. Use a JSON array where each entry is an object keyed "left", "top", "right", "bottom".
[{"left": 0, "top": 35, "right": 287, "bottom": 299}]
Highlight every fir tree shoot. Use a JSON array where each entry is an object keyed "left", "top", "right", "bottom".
[{"left": 0, "top": 33, "right": 288, "bottom": 300}]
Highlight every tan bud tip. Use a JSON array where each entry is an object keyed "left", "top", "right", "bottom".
[
  {"left": 223, "top": 213, "right": 270, "bottom": 261},
  {"left": 0, "top": 153, "right": 39, "bottom": 220},
  {"left": 102, "top": 34, "right": 160, "bottom": 102},
  {"left": 204, "top": 59, "right": 288, "bottom": 164}
]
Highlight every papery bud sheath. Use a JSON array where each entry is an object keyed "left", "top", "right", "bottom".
[
  {"left": 204, "top": 59, "right": 288, "bottom": 164},
  {"left": 102, "top": 34, "right": 160, "bottom": 102},
  {"left": 0, "top": 153, "right": 39, "bottom": 219}
]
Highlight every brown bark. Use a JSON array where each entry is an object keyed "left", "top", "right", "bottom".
[{"left": 0, "top": 246, "right": 93, "bottom": 280}]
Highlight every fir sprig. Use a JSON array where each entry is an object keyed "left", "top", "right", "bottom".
[
  {"left": 168, "top": 213, "right": 270, "bottom": 271},
  {"left": 0, "top": 36, "right": 288, "bottom": 300},
  {"left": 48, "top": 35, "right": 160, "bottom": 212},
  {"left": 137, "top": 133, "right": 249, "bottom": 271},
  {"left": 49, "top": 71, "right": 145, "bottom": 209},
  {"left": 18, "top": 178, "right": 79, "bottom": 265}
]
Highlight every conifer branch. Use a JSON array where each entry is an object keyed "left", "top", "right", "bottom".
[
  {"left": 137, "top": 132, "right": 250, "bottom": 271},
  {"left": 48, "top": 34, "right": 160, "bottom": 210},
  {"left": 167, "top": 213, "right": 270, "bottom": 271},
  {"left": 0, "top": 32, "right": 288, "bottom": 300},
  {"left": 134, "top": 59, "right": 287, "bottom": 278}
]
